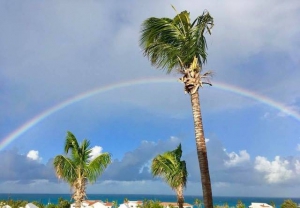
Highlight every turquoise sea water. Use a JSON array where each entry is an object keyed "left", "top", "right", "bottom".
[{"left": 0, "top": 194, "right": 300, "bottom": 207}]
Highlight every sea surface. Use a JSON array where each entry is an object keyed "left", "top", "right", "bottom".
[{"left": 0, "top": 194, "right": 300, "bottom": 207}]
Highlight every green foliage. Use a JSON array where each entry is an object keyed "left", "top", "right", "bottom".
[
  {"left": 214, "top": 204, "right": 229, "bottom": 208},
  {"left": 151, "top": 144, "right": 187, "bottom": 208},
  {"left": 270, "top": 201, "right": 276, "bottom": 208},
  {"left": 46, "top": 204, "right": 57, "bottom": 208},
  {"left": 236, "top": 200, "right": 245, "bottom": 208},
  {"left": 213, "top": 203, "right": 229, "bottom": 208},
  {"left": 4, "top": 199, "right": 29, "bottom": 208},
  {"left": 194, "top": 198, "right": 203, "bottom": 208},
  {"left": 151, "top": 144, "right": 188, "bottom": 190},
  {"left": 57, "top": 198, "right": 70, "bottom": 208},
  {"left": 53, "top": 131, "right": 111, "bottom": 205},
  {"left": 140, "top": 8, "right": 213, "bottom": 73},
  {"left": 281, "top": 199, "right": 297, "bottom": 208},
  {"left": 112, "top": 200, "right": 118, "bottom": 208},
  {"left": 140, "top": 200, "right": 163, "bottom": 208}
]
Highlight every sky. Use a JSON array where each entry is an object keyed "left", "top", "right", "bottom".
[{"left": 0, "top": 0, "right": 300, "bottom": 198}]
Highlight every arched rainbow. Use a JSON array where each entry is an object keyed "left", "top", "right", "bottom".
[{"left": 0, "top": 77, "right": 298, "bottom": 151}]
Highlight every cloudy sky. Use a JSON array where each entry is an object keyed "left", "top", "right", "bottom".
[{"left": 1, "top": 0, "right": 300, "bottom": 197}]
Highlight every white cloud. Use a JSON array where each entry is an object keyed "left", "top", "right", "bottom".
[
  {"left": 254, "top": 156, "right": 293, "bottom": 184},
  {"left": 224, "top": 150, "right": 250, "bottom": 167},
  {"left": 89, "top": 146, "right": 103, "bottom": 160},
  {"left": 170, "top": 136, "right": 180, "bottom": 143},
  {"left": 26, "top": 150, "right": 41, "bottom": 161}
]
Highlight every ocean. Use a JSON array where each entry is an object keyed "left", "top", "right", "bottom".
[{"left": 0, "top": 194, "right": 299, "bottom": 207}]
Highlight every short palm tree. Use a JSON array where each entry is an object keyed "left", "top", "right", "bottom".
[
  {"left": 53, "top": 131, "right": 111, "bottom": 208},
  {"left": 140, "top": 8, "right": 214, "bottom": 208},
  {"left": 151, "top": 144, "right": 187, "bottom": 208},
  {"left": 112, "top": 201, "right": 118, "bottom": 208},
  {"left": 194, "top": 198, "right": 203, "bottom": 208}
]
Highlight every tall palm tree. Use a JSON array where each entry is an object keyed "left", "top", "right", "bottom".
[
  {"left": 53, "top": 131, "right": 111, "bottom": 208},
  {"left": 151, "top": 144, "right": 187, "bottom": 208},
  {"left": 140, "top": 8, "right": 214, "bottom": 208}
]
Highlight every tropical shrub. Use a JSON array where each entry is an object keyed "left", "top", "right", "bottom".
[
  {"left": 280, "top": 199, "right": 297, "bottom": 208},
  {"left": 236, "top": 200, "right": 245, "bottom": 208},
  {"left": 139, "top": 200, "right": 163, "bottom": 208}
]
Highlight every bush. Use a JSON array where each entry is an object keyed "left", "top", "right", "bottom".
[
  {"left": 46, "top": 204, "right": 57, "bottom": 208},
  {"left": 139, "top": 199, "right": 163, "bottom": 208},
  {"left": 281, "top": 199, "right": 297, "bottom": 208},
  {"left": 236, "top": 200, "right": 245, "bottom": 208},
  {"left": 57, "top": 198, "right": 70, "bottom": 208}
]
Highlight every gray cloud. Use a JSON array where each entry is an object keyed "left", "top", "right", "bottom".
[
  {"left": 101, "top": 138, "right": 181, "bottom": 181},
  {"left": 1, "top": 135, "right": 300, "bottom": 196},
  {"left": 0, "top": 149, "right": 56, "bottom": 182}
]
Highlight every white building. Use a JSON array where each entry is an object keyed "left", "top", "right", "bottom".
[
  {"left": 70, "top": 200, "right": 113, "bottom": 208},
  {"left": 25, "top": 203, "right": 39, "bottom": 208},
  {"left": 249, "top": 203, "right": 273, "bottom": 208},
  {"left": 118, "top": 201, "right": 142, "bottom": 208}
]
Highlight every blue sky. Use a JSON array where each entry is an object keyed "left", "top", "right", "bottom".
[{"left": 0, "top": 0, "right": 300, "bottom": 197}]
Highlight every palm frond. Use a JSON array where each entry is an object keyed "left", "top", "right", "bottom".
[
  {"left": 151, "top": 144, "right": 187, "bottom": 190},
  {"left": 140, "top": 9, "right": 214, "bottom": 73},
  {"left": 53, "top": 131, "right": 112, "bottom": 207},
  {"left": 80, "top": 139, "right": 92, "bottom": 163},
  {"left": 53, "top": 155, "right": 76, "bottom": 184},
  {"left": 64, "top": 131, "right": 79, "bottom": 155},
  {"left": 86, "top": 153, "right": 111, "bottom": 183}
]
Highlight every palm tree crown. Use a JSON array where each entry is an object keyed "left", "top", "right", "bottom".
[
  {"left": 53, "top": 131, "right": 111, "bottom": 208},
  {"left": 151, "top": 144, "right": 187, "bottom": 208},
  {"left": 140, "top": 8, "right": 213, "bottom": 73}
]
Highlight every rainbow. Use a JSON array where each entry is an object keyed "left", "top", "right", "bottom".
[{"left": 0, "top": 77, "right": 299, "bottom": 151}]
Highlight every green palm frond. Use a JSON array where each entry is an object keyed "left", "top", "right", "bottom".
[
  {"left": 80, "top": 139, "right": 92, "bottom": 163},
  {"left": 151, "top": 144, "right": 188, "bottom": 190},
  {"left": 53, "top": 155, "right": 76, "bottom": 184},
  {"left": 65, "top": 131, "right": 79, "bottom": 155},
  {"left": 172, "top": 10, "right": 190, "bottom": 36},
  {"left": 172, "top": 143, "right": 182, "bottom": 161},
  {"left": 53, "top": 131, "right": 111, "bottom": 204},
  {"left": 140, "top": 9, "right": 214, "bottom": 73},
  {"left": 87, "top": 153, "right": 111, "bottom": 182}
]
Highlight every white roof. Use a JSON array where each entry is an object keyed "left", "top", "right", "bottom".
[
  {"left": 25, "top": 203, "right": 39, "bottom": 208},
  {"left": 118, "top": 204, "right": 129, "bottom": 208},
  {"left": 249, "top": 203, "right": 273, "bottom": 208}
]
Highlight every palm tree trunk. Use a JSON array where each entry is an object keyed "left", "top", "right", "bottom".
[
  {"left": 176, "top": 185, "right": 184, "bottom": 208},
  {"left": 74, "top": 179, "right": 81, "bottom": 208},
  {"left": 74, "top": 171, "right": 85, "bottom": 208},
  {"left": 190, "top": 92, "right": 213, "bottom": 208}
]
